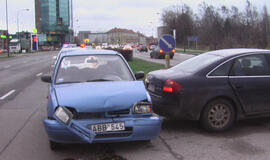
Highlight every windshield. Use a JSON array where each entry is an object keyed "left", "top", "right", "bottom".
[
  {"left": 55, "top": 55, "right": 134, "bottom": 84},
  {"left": 10, "top": 42, "right": 18, "bottom": 46},
  {"left": 170, "top": 54, "right": 223, "bottom": 73}
]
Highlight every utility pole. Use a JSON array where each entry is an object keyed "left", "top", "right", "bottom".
[{"left": 6, "top": 0, "right": 9, "bottom": 57}]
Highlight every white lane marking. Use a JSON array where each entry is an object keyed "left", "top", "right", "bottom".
[
  {"left": 4, "top": 65, "right": 10, "bottom": 69},
  {"left": 23, "top": 61, "right": 27, "bottom": 63},
  {"left": 36, "top": 72, "right": 43, "bottom": 77},
  {"left": 0, "top": 90, "right": 16, "bottom": 100}
]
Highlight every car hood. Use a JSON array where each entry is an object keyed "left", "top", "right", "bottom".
[{"left": 54, "top": 81, "right": 148, "bottom": 112}]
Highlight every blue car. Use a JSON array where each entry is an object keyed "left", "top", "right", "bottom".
[{"left": 41, "top": 49, "right": 162, "bottom": 150}]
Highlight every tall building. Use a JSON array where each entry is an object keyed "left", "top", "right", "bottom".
[{"left": 35, "top": 0, "right": 73, "bottom": 47}]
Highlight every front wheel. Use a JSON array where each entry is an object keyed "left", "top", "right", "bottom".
[{"left": 200, "top": 99, "right": 235, "bottom": 132}]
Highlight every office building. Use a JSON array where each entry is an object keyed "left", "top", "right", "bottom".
[{"left": 35, "top": 0, "right": 73, "bottom": 47}]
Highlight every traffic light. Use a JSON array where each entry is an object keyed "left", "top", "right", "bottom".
[{"left": 34, "top": 36, "right": 38, "bottom": 42}]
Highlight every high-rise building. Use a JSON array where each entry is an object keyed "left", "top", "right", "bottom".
[{"left": 35, "top": 0, "right": 73, "bottom": 47}]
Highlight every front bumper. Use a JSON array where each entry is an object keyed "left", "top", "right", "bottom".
[{"left": 43, "top": 116, "right": 162, "bottom": 144}]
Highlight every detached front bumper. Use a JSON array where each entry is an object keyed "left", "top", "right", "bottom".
[{"left": 43, "top": 116, "right": 162, "bottom": 144}]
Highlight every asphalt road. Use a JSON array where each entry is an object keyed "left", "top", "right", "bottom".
[{"left": 1, "top": 51, "right": 270, "bottom": 160}]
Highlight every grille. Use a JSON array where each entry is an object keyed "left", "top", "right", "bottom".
[
  {"left": 73, "top": 112, "right": 104, "bottom": 119},
  {"left": 66, "top": 108, "right": 130, "bottom": 119},
  {"left": 107, "top": 109, "right": 130, "bottom": 116}
]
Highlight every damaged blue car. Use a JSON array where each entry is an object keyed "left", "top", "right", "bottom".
[{"left": 41, "top": 49, "right": 162, "bottom": 150}]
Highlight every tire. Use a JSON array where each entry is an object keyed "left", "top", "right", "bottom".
[
  {"left": 150, "top": 54, "right": 153, "bottom": 58},
  {"left": 49, "top": 140, "right": 61, "bottom": 150},
  {"left": 170, "top": 56, "right": 174, "bottom": 59},
  {"left": 200, "top": 99, "right": 235, "bottom": 132}
]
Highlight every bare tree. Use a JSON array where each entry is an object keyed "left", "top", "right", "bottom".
[{"left": 161, "top": 1, "right": 269, "bottom": 50}]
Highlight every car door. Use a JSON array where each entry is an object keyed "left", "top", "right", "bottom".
[{"left": 229, "top": 53, "right": 270, "bottom": 113}]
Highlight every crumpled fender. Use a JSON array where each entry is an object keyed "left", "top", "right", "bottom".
[{"left": 53, "top": 115, "right": 96, "bottom": 143}]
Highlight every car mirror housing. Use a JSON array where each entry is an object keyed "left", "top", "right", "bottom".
[
  {"left": 41, "top": 75, "right": 52, "bottom": 83},
  {"left": 135, "top": 71, "right": 145, "bottom": 80}
]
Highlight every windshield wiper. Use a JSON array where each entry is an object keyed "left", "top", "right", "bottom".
[{"left": 85, "top": 79, "right": 113, "bottom": 82}]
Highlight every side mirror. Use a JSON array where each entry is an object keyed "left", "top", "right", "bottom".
[
  {"left": 135, "top": 71, "right": 145, "bottom": 80},
  {"left": 41, "top": 75, "right": 52, "bottom": 83}
]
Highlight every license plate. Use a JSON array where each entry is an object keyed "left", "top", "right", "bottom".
[
  {"left": 148, "top": 84, "right": 155, "bottom": 92},
  {"left": 90, "top": 122, "right": 125, "bottom": 133}
]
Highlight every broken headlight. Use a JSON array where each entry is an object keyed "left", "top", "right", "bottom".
[{"left": 54, "top": 106, "right": 73, "bottom": 125}]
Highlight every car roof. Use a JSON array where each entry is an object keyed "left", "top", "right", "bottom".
[
  {"left": 59, "top": 49, "right": 119, "bottom": 57},
  {"left": 205, "top": 48, "right": 270, "bottom": 57}
]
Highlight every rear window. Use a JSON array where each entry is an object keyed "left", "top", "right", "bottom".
[{"left": 170, "top": 54, "right": 223, "bottom": 73}]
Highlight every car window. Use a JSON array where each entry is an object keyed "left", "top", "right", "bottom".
[
  {"left": 209, "top": 61, "right": 232, "bottom": 76},
  {"left": 230, "top": 54, "right": 270, "bottom": 76},
  {"left": 55, "top": 55, "right": 134, "bottom": 84},
  {"left": 170, "top": 54, "right": 223, "bottom": 73}
]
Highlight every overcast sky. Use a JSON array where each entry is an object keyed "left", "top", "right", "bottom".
[{"left": 0, "top": 0, "right": 269, "bottom": 37}]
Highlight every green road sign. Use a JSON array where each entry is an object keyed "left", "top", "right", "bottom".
[{"left": 1, "top": 35, "right": 7, "bottom": 39}]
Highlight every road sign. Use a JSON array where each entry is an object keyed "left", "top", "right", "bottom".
[{"left": 159, "top": 34, "right": 176, "bottom": 52}]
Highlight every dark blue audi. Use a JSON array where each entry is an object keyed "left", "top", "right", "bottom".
[{"left": 145, "top": 48, "right": 270, "bottom": 132}]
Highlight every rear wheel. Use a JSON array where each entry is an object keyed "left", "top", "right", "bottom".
[{"left": 201, "top": 99, "right": 235, "bottom": 132}]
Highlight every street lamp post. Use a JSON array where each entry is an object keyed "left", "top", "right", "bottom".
[
  {"left": 17, "top": 9, "right": 30, "bottom": 43},
  {"left": 5, "top": 0, "right": 9, "bottom": 57}
]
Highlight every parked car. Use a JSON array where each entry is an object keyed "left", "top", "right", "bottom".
[
  {"left": 41, "top": 49, "right": 162, "bottom": 150},
  {"left": 149, "top": 45, "right": 157, "bottom": 51},
  {"left": 150, "top": 47, "right": 175, "bottom": 59},
  {"left": 123, "top": 44, "right": 133, "bottom": 51},
  {"left": 138, "top": 45, "right": 148, "bottom": 52},
  {"left": 145, "top": 48, "right": 270, "bottom": 132}
]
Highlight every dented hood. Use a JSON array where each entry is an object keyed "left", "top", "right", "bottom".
[{"left": 54, "top": 81, "right": 147, "bottom": 112}]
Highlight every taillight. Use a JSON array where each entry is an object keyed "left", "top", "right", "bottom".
[
  {"left": 160, "top": 49, "right": 164, "bottom": 54},
  {"left": 80, "top": 43, "right": 86, "bottom": 48},
  {"left": 163, "top": 79, "right": 182, "bottom": 93},
  {"left": 172, "top": 49, "right": 176, "bottom": 54}
]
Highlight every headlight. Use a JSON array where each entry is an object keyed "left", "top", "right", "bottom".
[
  {"left": 54, "top": 106, "right": 73, "bottom": 125},
  {"left": 133, "top": 102, "right": 152, "bottom": 114}
]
